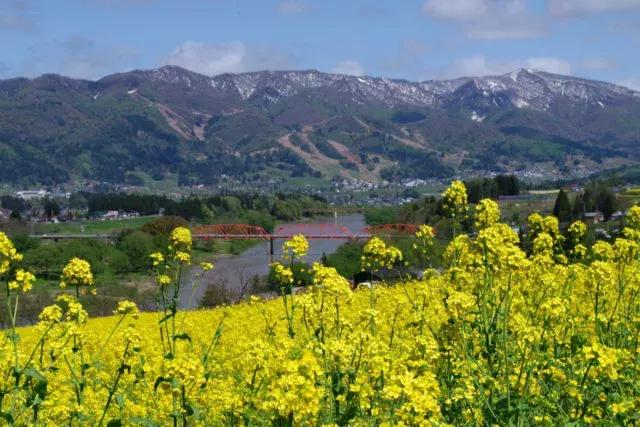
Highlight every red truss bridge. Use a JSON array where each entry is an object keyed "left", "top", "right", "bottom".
[
  {"left": 192, "top": 224, "right": 271, "bottom": 239},
  {"left": 31, "top": 223, "right": 420, "bottom": 243},
  {"left": 191, "top": 223, "right": 420, "bottom": 240},
  {"left": 192, "top": 223, "right": 368, "bottom": 240}
]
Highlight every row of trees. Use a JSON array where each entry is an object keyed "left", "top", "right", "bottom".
[
  {"left": 83, "top": 192, "right": 327, "bottom": 225},
  {"left": 553, "top": 182, "right": 618, "bottom": 222},
  {"left": 465, "top": 174, "right": 521, "bottom": 203}
]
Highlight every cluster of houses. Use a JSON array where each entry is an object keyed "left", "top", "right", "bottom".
[
  {"left": 1, "top": 189, "right": 143, "bottom": 224},
  {"left": 101, "top": 210, "right": 141, "bottom": 220},
  {"left": 15, "top": 190, "right": 71, "bottom": 200},
  {"left": 583, "top": 210, "right": 625, "bottom": 225}
]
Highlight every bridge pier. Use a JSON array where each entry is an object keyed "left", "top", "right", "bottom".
[{"left": 269, "top": 236, "right": 274, "bottom": 263}]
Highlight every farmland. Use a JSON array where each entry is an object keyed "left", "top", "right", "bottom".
[{"left": 35, "top": 216, "right": 157, "bottom": 235}]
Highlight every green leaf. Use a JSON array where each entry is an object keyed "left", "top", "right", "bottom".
[
  {"left": 158, "top": 312, "right": 175, "bottom": 324},
  {"left": 153, "top": 376, "right": 170, "bottom": 392},
  {"left": 23, "top": 367, "right": 45, "bottom": 382},
  {"left": 115, "top": 393, "right": 126, "bottom": 409},
  {"left": 107, "top": 419, "right": 122, "bottom": 427},
  {"left": 172, "top": 333, "right": 191, "bottom": 342}
]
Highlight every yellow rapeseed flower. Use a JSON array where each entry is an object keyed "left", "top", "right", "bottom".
[{"left": 60, "top": 257, "right": 93, "bottom": 289}]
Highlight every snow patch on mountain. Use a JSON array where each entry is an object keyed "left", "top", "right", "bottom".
[{"left": 470, "top": 111, "right": 485, "bottom": 122}]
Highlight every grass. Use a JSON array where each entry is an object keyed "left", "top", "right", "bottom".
[
  {"left": 35, "top": 215, "right": 157, "bottom": 235},
  {"left": 499, "top": 194, "right": 557, "bottom": 224}
]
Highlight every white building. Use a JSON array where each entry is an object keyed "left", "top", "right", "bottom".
[
  {"left": 16, "top": 190, "right": 48, "bottom": 200},
  {"left": 102, "top": 210, "right": 120, "bottom": 220}
]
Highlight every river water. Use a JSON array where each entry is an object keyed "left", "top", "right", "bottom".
[{"left": 179, "top": 214, "right": 367, "bottom": 308}]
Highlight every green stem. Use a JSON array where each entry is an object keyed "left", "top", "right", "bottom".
[
  {"left": 97, "top": 342, "right": 130, "bottom": 427},
  {"left": 93, "top": 315, "right": 127, "bottom": 364},
  {"left": 24, "top": 323, "right": 55, "bottom": 368}
]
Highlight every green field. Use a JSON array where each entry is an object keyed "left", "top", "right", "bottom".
[{"left": 35, "top": 215, "right": 157, "bottom": 234}]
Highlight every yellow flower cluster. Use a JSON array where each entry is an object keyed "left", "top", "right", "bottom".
[
  {"left": 157, "top": 274, "right": 172, "bottom": 286},
  {"left": 199, "top": 261, "right": 214, "bottom": 271},
  {"left": 567, "top": 220, "right": 588, "bottom": 260},
  {"left": 8, "top": 268, "right": 35, "bottom": 293},
  {"left": 169, "top": 226, "right": 192, "bottom": 251},
  {"left": 415, "top": 223, "right": 435, "bottom": 240},
  {"left": 568, "top": 219, "right": 587, "bottom": 240},
  {"left": 6, "top": 206, "right": 640, "bottom": 424},
  {"left": 59, "top": 257, "right": 93, "bottom": 289},
  {"left": 149, "top": 251, "right": 164, "bottom": 266},
  {"left": 283, "top": 234, "right": 309, "bottom": 258},
  {"left": 413, "top": 224, "right": 436, "bottom": 269},
  {"left": 113, "top": 300, "right": 139, "bottom": 316},
  {"left": 360, "top": 237, "right": 403, "bottom": 272},
  {"left": 311, "top": 262, "right": 351, "bottom": 296},
  {"left": 528, "top": 211, "right": 561, "bottom": 238},
  {"left": 526, "top": 212, "right": 567, "bottom": 263},
  {"left": 624, "top": 205, "right": 640, "bottom": 241},
  {"left": 271, "top": 262, "right": 294, "bottom": 286},
  {"left": 0, "top": 231, "right": 22, "bottom": 274},
  {"left": 169, "top": 226, "right": 192, "bottom": 263},
  {"left": 441, "top": 179, "right": 468, "bottom": 219},
  {"left": 38, "top": 304, "right": 63, "bottom": 323},
  {"left": 474, "top": 198, "right": 500, "bottom": 229}
]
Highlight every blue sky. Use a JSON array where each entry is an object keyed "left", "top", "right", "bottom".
[{"left": 1, "top": 0, "right": 639, "bottom": 89}]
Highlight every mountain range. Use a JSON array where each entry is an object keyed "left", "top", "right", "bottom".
[{"left": 1, "top": 65, "right": 639, "bottom": 186}]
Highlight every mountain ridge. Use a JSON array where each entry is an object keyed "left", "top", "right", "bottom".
[
  {"left": 1, "top": 66, "right": 639, "bottom": 186},
  {"left": 7, "top": 65, "right": 637, "bottom": 93}
]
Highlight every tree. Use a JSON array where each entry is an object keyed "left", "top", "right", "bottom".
[
  {"left": 141, "top": 216, "right": 188, "bottom": 236},
  {"left": 495, "top": 174, "right": 520, "bottom": 196},
  {"left": 600, "top": 191, "right": 617, "bottom": 220},
  {"left": 572, "top": 193, "right": 585, "bottom": 220},
  {"left": 1, "top": 196, "right": 26, "bottom": 212},
  {"left": 69, "top": 193, "right": 88, "bottom": 210},
  {"left": 553, "top": 190, "right": 572, "bottom": 222},
  {"left": 43, "top": 198, "right": 60, "bottom": 219},
  {"left": 117, "top": 231, "right": 155, "bottom": 272}
]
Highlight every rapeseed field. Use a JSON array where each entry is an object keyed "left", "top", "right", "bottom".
[{"left": 2, "top": 181, "right": 640, "bottom": 425}]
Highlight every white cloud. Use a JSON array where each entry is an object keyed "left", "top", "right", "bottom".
[
  {"left": 423, "top": 0, "right": 491, "bottom": 20},
  {"left": 422, "top": 0, "right": 544, "bottom": 39},
  {"left": 448, "top": 54, "right": 572, "bottom": 77},
  {"left": 524, "top": 57, "right": 572, "bottom": 74},
  {"left": 618, "top": 78, "right": 640, "bottom": 91},
  {"left": 163, "top": 41, "right": 295, "bottom": 76},
  {"left": 450, "top": 55, "right": 496, "bottom": 76},
  {"left": 277, "top": 0, "right": 308, "bottom": 13},
  {"left": 549, "top": 0, "right": 640, "bottom": 16},
  {"left": 164, "top": 41, "right": 246, "bottom": 75},
  {"left": 581, "top": 57, "right": 614, "bottom": 70},
  {"left": 332, "top": 60, "right": 364, "bottom": 76}
]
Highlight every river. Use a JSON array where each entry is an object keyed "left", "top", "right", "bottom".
[{"left": 179, "top": 214, "right": 367, "bottom": 308}]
